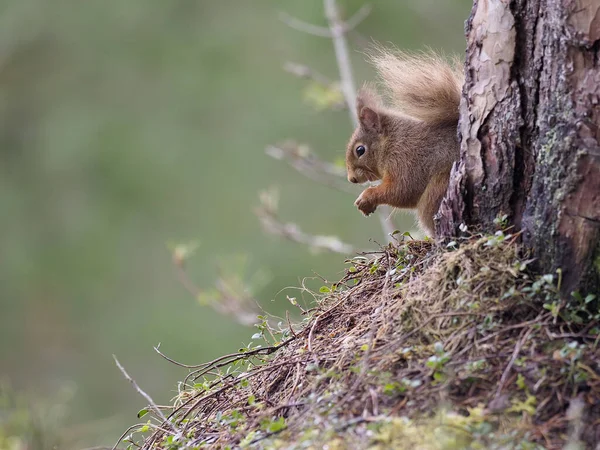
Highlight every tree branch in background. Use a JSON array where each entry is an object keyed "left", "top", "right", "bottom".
[
  {"left": 323, "top": 0, "right": 359, "bottom": 128},
  {"left": 269, "top": 1, "right": 396, "bottom": 245},
  {"left": 256, "top": 188, "right": 356, "bottom": 255},
  {"left": 266, "top": 141, "right": 355, "bottom": 194},
  {"left": 279, "top": 4, "right": 372, "bottom": 40},
  {"left": 112, "top": 356, "right": 181, "bottom": 438},
  {"left": 256, "top": 0, "right": 404, "bottom": 254},
  {"left": 170, "top": 244, "right": 260, "bottom": 326},
  {"left": 278, "top": 12, "right": 332, "bottom": 38},
  {"left": 283, "top": 62, "right": 346, "bottom": 111},
  {"left": 342, "top": 4, "right": 373, "bottom": 33},
  {"left": 283, "top": 62, "right": 333, "bottom": 86}
]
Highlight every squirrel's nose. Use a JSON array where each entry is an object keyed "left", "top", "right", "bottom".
[{"left": 349, "top": 176, "right": 358, "bottom": 184}]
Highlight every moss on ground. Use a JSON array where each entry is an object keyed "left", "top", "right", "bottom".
[{"left": 116, "top": 231, "right": 600, "bottom": 450}]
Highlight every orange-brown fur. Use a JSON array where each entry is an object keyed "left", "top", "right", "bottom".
[{"left": 346, "top": 48, "right": 463, "bottom": 236}]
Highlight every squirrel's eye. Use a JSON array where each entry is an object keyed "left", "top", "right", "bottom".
[{"left": 356, "top": 145, "right": 366, "bottom": 157}]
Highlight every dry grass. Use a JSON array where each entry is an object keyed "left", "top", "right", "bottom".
[{"left": 117, "top": 233, "right": 600, "bottom": 450}]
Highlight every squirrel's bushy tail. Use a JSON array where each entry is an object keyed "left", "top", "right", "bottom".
[{"left": 370, "top": 46, "right": 464, "bottom": 124}]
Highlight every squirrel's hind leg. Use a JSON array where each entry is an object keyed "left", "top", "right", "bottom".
[{"left": 416, "top": 171, "right": 451, "bottom": 237}]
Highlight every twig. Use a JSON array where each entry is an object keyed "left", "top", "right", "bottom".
[
  {"left": 154, "top": 343, "right": 201, "bottom": 369},
  {"left": 494, "top": 327, "right": 534, "bottom": 400},
  {"left": 112, "top": 356, "right": 181, "bottom": 437},
  {"left": 257, "top": 213, "right": 355, "bottom": 254},
  {"left": 111, "top": 423, "right": 150, "bottom": 450},
  {"left": 279, "top": 5, "right": 372, "bottom": 39},
  {"left": 288, "top": 362, "right": 303, "bottom": 402},
  {"left": 368, "top": 387, "right": 379, "bottom": 416},
  {"left": 248, "top": 427, "right": 288, "bottom": 445},
  {"left": 172, "top": 256, "right": 258, "bottom": 326},
  {"left": 307, "top": 314, "right": 321, "bottom": 353},
  {"left": 338, "top": 303, "right": 379, "bottom": 407},
  {"left": 454, "top": 314, "right": 550, "bottom": 359},
  {"left": 178, "top": 357, "right": 321, "bottom": 424},
  {"left": 283, "top": 62, "right": 333, "bottom": 86},
  {"left": 279, "top": 12, "right": 332, "bottom": 38},
  {"left": 183, "top": 332, "right": 306, "bottom": 386},
  {"left": 334, "top": 415, "right": 382, "bottom": 432},
  {"left": 269, "top": 401, "right": 306, "bottom": 412},
  {"left": 343, "top": 4, "right": 373, "bottom": 32},
  {"left": 265, "top": 143, "right": 356, "bottom": 194},
  {"left": 377, "top": 206, "right": 398, "bottom": 242},
  {"left": 256, "top": 191, "right": 356, "bottom": 254},
  {"left": 286, "top": 310, "right": 297, "bottom": 338}
]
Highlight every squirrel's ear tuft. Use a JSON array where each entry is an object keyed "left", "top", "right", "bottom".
[
  {"left": 356, "top": 86, "right": 379, "bottom": 111},
  {"left": 356, "top": 86, "right": 383, "bottom": 133}
]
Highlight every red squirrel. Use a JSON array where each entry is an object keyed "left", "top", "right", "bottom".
[{"left": 345, "top": 48, "right": 464, "bottom": 236}]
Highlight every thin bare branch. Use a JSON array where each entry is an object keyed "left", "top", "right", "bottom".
[
  {"left": 283, "top": 61, "right": 332, "bottom": 86},
  {"left": 111, "top": 423, "right": 152, "bottom": 450},
  {"left": 323, "top": 0, "right": 358, "bottom": 127},
  {"left": 257, "top": 212, "right": 356, "bottom": 254},
  {"left": 283, "top": 62, "right": 346, "bottom": 111},
  {"left": 494, "top": 327, "right": 535, "bottom": 400},
  {"left": 279, "top": 4, "right": 372, "bottom": 40},
  {"left": 266, "top": 142, "right": 356, "bottom": 194},
  {"left": 256, "top": 188, "right": 356, "bottom": 254},
  {"left": 377, "top": 206, "right": 398, "bottom": 239},
  {"left": 112, "top": 355, "right": 181, "bottom": 437},
  {"left": 343, "top": 4, "right": 373, "bottom": 32},
  {"left": 171, "top": 249, "right": 259, "bottom": 326},
  {"left": 279, "top": 12, "right": 332, "bottom": 38}
]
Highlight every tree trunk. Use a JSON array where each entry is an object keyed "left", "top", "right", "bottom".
[{"left": 438, "top": 0, "right": 600, "bottom": 295}]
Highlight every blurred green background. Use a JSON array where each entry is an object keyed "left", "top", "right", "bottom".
[{"left": 0, "top": 0, "right": 470, "bottom": 448}]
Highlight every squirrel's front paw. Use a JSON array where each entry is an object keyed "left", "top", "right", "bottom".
[{"left": 355, "top": 191, "right": 377, "bottom": 216}]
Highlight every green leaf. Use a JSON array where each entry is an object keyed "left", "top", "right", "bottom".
[
  {"left": 369, "top": 264, "right": 380, "bottom": 274},
  {"left": 433, "top": 371, "right": 446, "bottom": 382},
  {"left": 137, "top": 408, "right": 149, "bottom": 418},
  {"left": 319, "top": 286, "right": 331, "bottom": 293},
  {"left": 508, "top": 394, "right": 537, "bottom": 415},
  {"left": 303, "top": 82, "right": 343, "bottom": 111},
  {"left": 268, "top": 417, "right": 286, "bottom": 433},
  {"left": 542, "top": 274, "right": 554, "bottom": 284},
  {"left": 516, "top": 373, "right": 526, "bottom": 390}
]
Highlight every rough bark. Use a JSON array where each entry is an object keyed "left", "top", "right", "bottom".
[{"left": 439, "top": 0, "right": 600, "bottom": 295}]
